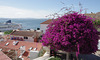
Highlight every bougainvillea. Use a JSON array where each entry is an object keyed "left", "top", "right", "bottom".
[{"left": 41, "top": 12, "right": 99, "bottom": 54}]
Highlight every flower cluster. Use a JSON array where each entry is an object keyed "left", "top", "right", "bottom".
[{"left": 41, "top": 12, "right": 99, "bottom": 54}]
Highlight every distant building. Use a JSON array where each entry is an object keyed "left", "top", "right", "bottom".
[
  {"left": 40, "top": 19, "right": 52, "bottom": 33},
  {"left": 0, "top": 40, "right": 43, "bottom": 60},
  {"left": 10, "top": 30, "right": 43, "bottom": 42},
  {"left": 85, "top": 12, "right": 100, "bottom": 20}
]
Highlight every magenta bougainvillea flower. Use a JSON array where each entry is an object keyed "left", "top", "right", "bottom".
[{"left": 41, "top": 12, "right": 99, "bottom": 54}]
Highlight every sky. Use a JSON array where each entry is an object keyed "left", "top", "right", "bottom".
[{"left": 0, "top": 0, "right": 99, "bottom": 18}]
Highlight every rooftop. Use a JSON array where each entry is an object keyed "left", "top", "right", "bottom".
[
  {"left": 10, "top": 30, "right": 42, "bottom": 38},
  {"left": 40, "top": 19, "right": 52, "bottom": 24},
  {"left": 85, "top": 12, "right": 100, "bottom": 20},
  {"left": 0, "top": 40, "right": 43, "bottom": 60},
  {"left": 0, "top": 51, "right": 11, "bottom": 60}
]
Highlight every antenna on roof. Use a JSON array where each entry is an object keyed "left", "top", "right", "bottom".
[{"left": 36, "top": 43, "right": 37, "bottom": 49}]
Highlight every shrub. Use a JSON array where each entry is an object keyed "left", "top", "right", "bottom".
[
  {"left": 4, "top": 30, "right": 13, "bottom": 35},
  {"left": 41, "top": 12, "right": 99, "bottom": 55},
  {"left": 49, "top": 57, "right": 61, "bottom": 60}
]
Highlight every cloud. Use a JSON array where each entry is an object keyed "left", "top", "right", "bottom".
[{"left": 0, "top": 6, "right": 51, "bottom": 18}]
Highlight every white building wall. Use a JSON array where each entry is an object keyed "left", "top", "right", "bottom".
[
  {"left": 30, "top": 51, "right": 39, "bottom": 60},
  {"left": 40, "top": 24, "right": 48, "bottom": 33},
  {"left": 0, "top": 32, "right": 4, "bottom": 36},
  {"left": 10, "top": 35, "right": 34, "bottom": 42},
  {"left": 10, "top": 35, "right": 23, "bottom": 39},
  {"left": 24, "top": 37, "right": 34, "bottom": 42}
]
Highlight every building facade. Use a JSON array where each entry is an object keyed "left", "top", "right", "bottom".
[
  {"left": 40, "top": 19, "right": 52, "bottom": 33},
  {"left": 10, "top": 30, "right": 42, "bottom": 42}
]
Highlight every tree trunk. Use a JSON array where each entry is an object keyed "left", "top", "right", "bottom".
[
  {"left": 66, "top": 52, "right": 69, "bottom": 60},
  {"left": 66, "top": 52, "right": 78, "bottom": 60}
]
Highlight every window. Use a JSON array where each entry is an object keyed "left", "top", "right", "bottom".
[{"left": 24, "top": 37, "right": 28, "bottom": 39}]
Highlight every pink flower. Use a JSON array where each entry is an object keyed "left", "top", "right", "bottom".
[{"left": 41, "top": 12, "right": 99, "bottom": 54}]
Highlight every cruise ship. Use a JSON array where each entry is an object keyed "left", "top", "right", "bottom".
[{"left": 0, "top": 20, "right": 22, "bottom": 31}]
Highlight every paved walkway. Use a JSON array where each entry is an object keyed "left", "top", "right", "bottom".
[{"left": 78, "top": 54, "right": 100, "bottom": 60}]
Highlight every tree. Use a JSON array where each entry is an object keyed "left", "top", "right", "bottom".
[
  {"left": 4, "top": 30, "right": 13, "bottom": 35},
  {"left": 93, "top": 20, "right": 100, "bottom": 28},
  {"left": 41, "top": 12, "right": 99, "bottom": 59}
]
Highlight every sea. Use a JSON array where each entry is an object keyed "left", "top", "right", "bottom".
[{"left": 0, "top": 18, "right": 47, "bottom": 30}]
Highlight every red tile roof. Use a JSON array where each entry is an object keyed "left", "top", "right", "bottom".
[
  {"left": 40, "top": 19, "right": 52, "bottom": 24},
  {"left": 85, "top": 12, "right": 100, "bottom": 20},
  {"left": 10, "top": 30, "right": 42, "bottom": 38},
  {"left": 10, "top": 30, "right": 36, "bottom": 37},
  {"left": 0, "top": 40, "right": 43, "bottom": 60},
  {"left": 0, "top": 51, "right": 11, "bottom": 60}
]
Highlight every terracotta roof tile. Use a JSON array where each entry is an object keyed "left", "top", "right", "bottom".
[
  {"left": 0, "top": 40, "right": 43, "bottom": 60},
  {"left": 40, "top": 19, "right": 52, "bottom": 24},
  {"left": 10, "top": 30, "right": 35, "bottom": 37},
  {"left": 0, "top": 51, "right": 11, "bottom": 60},
  {"left": 85, "top": 12, "right": 100, "bottom": 20},
  {"left": 10, "top": 30, "right": 42, "bottom": 38}
]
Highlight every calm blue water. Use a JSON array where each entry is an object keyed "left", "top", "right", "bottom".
[{"left": 0, "top": 18, "right": 47, "bottom": 29}]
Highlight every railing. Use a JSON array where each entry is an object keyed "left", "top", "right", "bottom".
[{"left": 33, "top": 52, "right": 49, "bottom": 60}]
